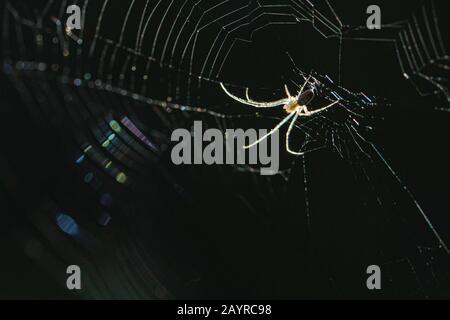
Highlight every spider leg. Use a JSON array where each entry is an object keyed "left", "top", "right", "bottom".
[
  {"left": 284, "top": 85, "right": 292, "bottom": 98},
  {"left": 285, "top": 112, "right": 305, "bottom": 155},
  {"left": 243, "top": 111, "right": 297, "bottom": 149},
  {"left": 245, "top": 88, "right": 251, "bottom": 101},
  {"left": 303, "top": 99, "right": 340, "bottom": 116},
  {"left": 220, "top": 83, "right": 289, "bottom": 108}
]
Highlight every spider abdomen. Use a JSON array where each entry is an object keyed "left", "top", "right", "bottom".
[{"left": 297, "top": 89, "right": 315, "bottom": 106}]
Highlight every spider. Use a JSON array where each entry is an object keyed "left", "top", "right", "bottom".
[{"left": 220, "top": 76, "right": 340, "bottom": 155}]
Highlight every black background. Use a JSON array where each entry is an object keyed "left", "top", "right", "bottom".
[{"left": 1, "top": 0, "right": 450, "bottom": 299}]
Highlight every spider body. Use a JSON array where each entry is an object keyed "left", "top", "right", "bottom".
[
  {"left": 220, "top": 76, "right": 340, "bottom": 155},
  {"left": 283, "top": 97, "right": 299, "bottom": 113}
]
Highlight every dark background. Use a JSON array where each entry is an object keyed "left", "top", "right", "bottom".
[{"left": 1, "top": 0, "right": 449, "bottom": 299}]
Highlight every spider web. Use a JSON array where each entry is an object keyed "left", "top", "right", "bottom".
[
  {"left": 340, "top": 0, "right": 450, "bottom": 110},
  {"left": 1, "top": 0, "right": 450, "bottom": 298}
]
